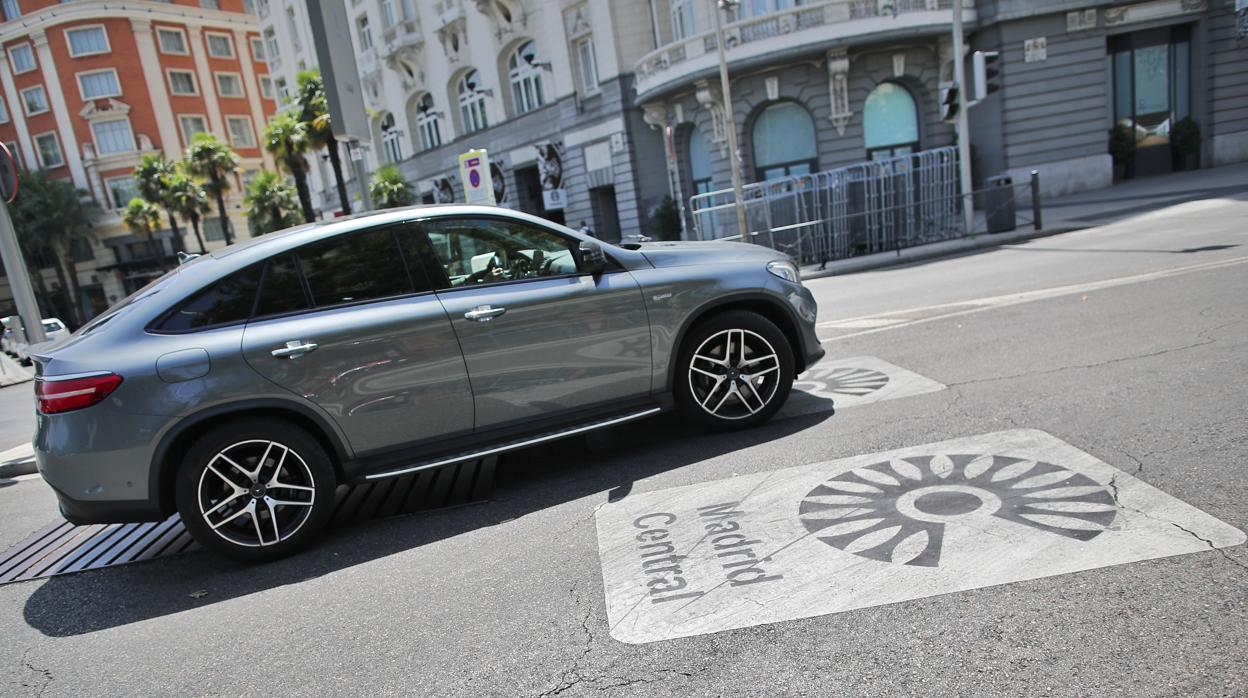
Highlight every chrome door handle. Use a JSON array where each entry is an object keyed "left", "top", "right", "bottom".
[
  {"left": 271, "top": 341, "right": 319, "bottom": 359},
  {"left": 464, "top": 305, "right": 506, "bottom": 322}
]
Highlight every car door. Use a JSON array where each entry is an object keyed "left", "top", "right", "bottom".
[
  {"left": 241, "top": 223, "right": 474, "bottom": 455},
  {"left": 414, "top": 216, "right": 651, "bottom": 430}
]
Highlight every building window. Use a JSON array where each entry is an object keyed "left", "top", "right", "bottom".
[
  {"left": 357, "top": 15, "right": 372, "bottom": 50},
  {"left": 168, "top": 70, "right": 198, "bottom": 95},
  {"left": 751, "top": 101, "right": 817, "bottom": 181},
  {"left": 77, "top": 69, "right": 122, "bottom": 100},
  {"left": 215, "top": 72, "right": 244, "bottom": 98},
  {"left": 576, "top": 37, "right": 599, "bottom": 94},
  {"left": 227, "top": 116, "right": 256, "bottom": 147},
  {"left": 157, "top": 27, "right": 188, "bottom": 54},
  {"left": 8, "top": 44, "right": 36, "bottom": 74},
  {"left": 34, "top": 133, "right": 64, "bottom": 168},
  {"left": 259, "top": 75, "right": 274, "bottom": 99},
  {"left": 457, "top": 70, "right": 488, "bottom": 133},
  {"left": 200, "top": 0, "right": 220, "bottom": 9},
  {"left": 66, "top": 26, "right": 111, "bottom": 57},
  {"left": 413, "top": 93, "right": 441, "bottom": 151},
  {"left": 1, "top": 0, "right": 19, "bottom": 21},
  {"left": 250, "top": 36, "right": 265, "bottom": 61},
  {"left": 179, "top": 115, "right": 208, "bottom": 144},
  {"left": 206, "top": 32, "right": 235, "bottom": 58},
  {"left": 671, "top": 0, "right": 694, "bottom": 40},
  {"left": 275, "top": 77, "right": 289, "bottom": 102},
  {"left": 203, "top": 217, "right": 227, "bottom": 241},
  {"left": 735, "top": 0, "right": 795, "bottom": 20},
  {"left": 381, "top": 0, "right": 397, "bottom": 27},
  {"left": 21, "top": 86, "right": 48, "bottom": 116},
  {"left": 263, "top": 28, "right": 279, "bottom": 63},
  {"left": 863, "top": 82, "right": 919, "bottom": 160},
  {"left": 379, "top": 112, "right": 402, "bottom": 163},
  {"left": 508, "top": 40, "right": 545, "bottom": 115},
  {"left": 286, "top": 7, "right": 301, "bottom": 52},
  {"left": 0, "top": 96, "right": 8, "bottom": 124},
  {"left": 92, "top": 118, "right": 136, "bottom": 155},
  {"left": 106, "top": 176, "right": 139, "bottom": 210}
]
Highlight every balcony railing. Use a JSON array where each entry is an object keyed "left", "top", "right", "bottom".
[
  {"left": 635, "top": 0, "right": 964, "bottom": 99},
  {"left": 382, "top": 19, "right": 423, "bottom": 57}
]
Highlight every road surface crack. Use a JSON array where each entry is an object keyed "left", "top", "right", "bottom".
[
  {"left": 18, "top": 649, "right": 53, "bottom": 697},
  {"left": 534, "top": 584, "right": 596, "bottom": 697},
  {"left": 1170, "top": 522, "right": 1248, "bottom": 573}
]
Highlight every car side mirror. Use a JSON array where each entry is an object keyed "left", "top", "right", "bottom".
[{"left": 578, "top": 240, "right": 606, "bottom": 276}]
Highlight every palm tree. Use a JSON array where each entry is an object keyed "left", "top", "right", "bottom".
[
  {"left": 185, "top": 132, "right": 240, "bottom": 245},
  {"left": 245, "top": 170, "right": 302, "bottom": 235},
  {"left": 264, "top": 111, "right": 316, "bottom": 223},
  {"left": 122, "top": 197, "right": 162, "bottom": 238},
  {"left": 369, "top": 164, "right": 416, "bottom": 209},
  {"left": 133, "top": 154, "right": 184, "bottom": 253},
  {"left": 297, "top": 69, "right": 350, "bottom": 215},
  {"left": 166, "top": 169, "right": 211, "bottom": 253},
  {"left": 9, "top": 170, "right": 100, "bottom": 327}
]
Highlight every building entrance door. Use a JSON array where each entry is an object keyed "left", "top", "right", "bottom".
[{"left": 1110, "top": 26, "right": 1192, "bottom": 178}]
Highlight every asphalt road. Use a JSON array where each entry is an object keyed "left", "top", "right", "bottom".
[
  {"left": 0, "top": 195, "right": 1245, "bottom": 697},
  {"left": 0, "top": 379, "right": 34, "bottom": 452}
]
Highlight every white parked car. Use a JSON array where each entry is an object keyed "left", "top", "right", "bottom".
[{"left": 15, "top": 318, "right": 71, "bottom": 366}]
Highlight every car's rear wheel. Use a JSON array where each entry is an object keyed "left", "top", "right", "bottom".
[
  {"left": 175, "top": 419, "right": 336, "bottom": 563},
  {"left": 676, "top": 310, "right": 795, "bottom": 430}
]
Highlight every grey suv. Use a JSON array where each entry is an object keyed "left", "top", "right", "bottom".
[{"left": 32, "top": 206, "right": 822, "bottom": 561}]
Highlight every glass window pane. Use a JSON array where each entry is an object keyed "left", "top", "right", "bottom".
[
  {"left": 688, "top": 125, "right": 711, "bottom": 182},
  {"left": 255, "top": 253, "right": 308, "bottom": 315},
  {"left": 1174, "top": 41, "right": 1189, "bottom": 121},
  {"left": 422, "top": 218, "right": 578, "bottom": 288},
  {"left": 93, "top": 119, "right": 135, "bottom": 154},
  {"left": 863, "top": 83, "right": 919, "bottom": 150},
  {"left": 1112, "top": 50, "right": 1132, "bottom": 125},
  {"left": 207, "top": 34, "right": 232, "bottom": 57},
  {"left": 1133, "top": 44, "right": 1169, "bottom": 146},
  {"left": 67, "top": 27, "right": 108, "bottom": 55},
  {"left": 297, "top": 228, "right": 414, "bottom": 307},
  {"left": 158, "top": 267, "right": 262, "bottom": 331},
  {"left": 751, "top": 102, "right": 816, "bottom": 169},
  {"left": 80, "top": 71, "right": 120, "bottom": 99},
  {"left": 159, "top": 29, "right": 186, "bottom": 53}
]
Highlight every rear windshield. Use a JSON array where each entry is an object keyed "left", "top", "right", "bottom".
[
  {"left": 42, "top": 320, "right": 64, "bottom": 332},
  {"left": 75, "top": 264, "right": 188, "bottom": 336}
]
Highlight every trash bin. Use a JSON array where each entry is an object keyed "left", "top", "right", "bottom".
[{"left": 984, "top": 175, "right": 1016, "bottom": 233}]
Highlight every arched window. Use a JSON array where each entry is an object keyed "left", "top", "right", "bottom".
[
  {"left": 688, "top": 126, "right": 712, "bottom": 194},
  {"left": 411, "top": 93, "right": 442, "bottom": 151},
  {"left": 751, "top": 101, "right": 817, "bottom": 181},
  {"left": 864, "top": 82, "right": 920, "bottom": 160},
  {"left": 508, "top": 41, "right": 545, "bottom": 115},
  {"left": 457, "top": 70, "right": 489, "bottom": 133},
  {"left": 379, "top": 112, "right": 402, "bottom": 163}
]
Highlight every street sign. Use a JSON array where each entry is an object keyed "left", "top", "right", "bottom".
[
  {"left": 542, "top": 188, "right": 566, "bottom": 210},
  {"left": 0, "top": 142, "right": 17, "bottom": 203},
  {"left": 458, "top": 149, "right": 495, "bottom": 205}
]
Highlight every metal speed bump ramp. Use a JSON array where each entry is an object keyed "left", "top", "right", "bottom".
[{"left": 594, "top": 430, "right": 1244, "bottom": 644}]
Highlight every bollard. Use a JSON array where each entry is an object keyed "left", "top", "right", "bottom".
[{"left": 1031, "top": 170, "right": 1042, "bottom": 231}]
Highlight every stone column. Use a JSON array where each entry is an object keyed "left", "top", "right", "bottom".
[
  {"left": 826, "top": 48, "right": 851, "bottom": 136},
  {"left": 186, "top": 26, "right": 226, "bottom": 136},
  {"left": 131, "top": 19, "right": 183, "bottom": 157},
  {"left": 32, "top": 30, "right": 88, "bottom": 188}
]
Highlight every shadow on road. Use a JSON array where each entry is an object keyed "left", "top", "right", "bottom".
[{"left": 21, "top": 401, "right": 835, "bottom": 637}]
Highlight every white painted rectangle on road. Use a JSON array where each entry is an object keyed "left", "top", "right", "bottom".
[
  {"left": 779, "top": 355, "right": 945, "bottom": 418},
  {"left": 595, "top": 429, "right": 1244, "bottom": 644}
]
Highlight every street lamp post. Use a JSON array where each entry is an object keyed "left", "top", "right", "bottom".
[
  {"left": 713, "top": 0, "right": 749, "bottom": 242},
  {"left": 952, "top": 1, "right": 975, "bottom": 235}
]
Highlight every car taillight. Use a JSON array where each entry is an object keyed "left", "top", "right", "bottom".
[{"left": 36, "top": 373, "right": 123, "bottom": 414}]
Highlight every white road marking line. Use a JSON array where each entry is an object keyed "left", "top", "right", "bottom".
[
  {"left": 817, "top": 317, "right": 912, "bottom": 329},
  {"left": 818, "top": 255, "right": 1248, "bottom": 343},
  {"left": 594, "top": 429, "right": 1245, "bottom": 644}
]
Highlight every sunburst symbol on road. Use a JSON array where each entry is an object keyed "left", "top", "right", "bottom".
[
  {"left": 798, "top": 454, "right": 1118, "bottom": 567},
  {"left": 794, "top": 367, "right": 890, "bottom": 397}
]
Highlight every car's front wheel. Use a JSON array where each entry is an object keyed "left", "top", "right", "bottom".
[
  {"left": 676, "top": 310, "right": 795, "bottom": 430},
  {"left": 175, "top": 419, "right": 337, "bottom": 563}
]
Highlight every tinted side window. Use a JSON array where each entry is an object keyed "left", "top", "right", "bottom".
[
  {"left": 422, "top": 218, "right": 578, "bottom": 288},
  {"left": 156, "top": 266, "right": 262, "bottom": 332},
  {"left": 297, "top": 227, "right": 417, "bottom": 307},
  {"left": 254, "top": 253, "right": 309, "bottom": 318}
]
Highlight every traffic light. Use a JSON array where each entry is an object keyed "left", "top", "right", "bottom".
[
  {"left": 973, "top": 51, "right": 1001, "bottom": 101},
  {"left": 941, "top": 82, "right": 959, "bottom": 122}
]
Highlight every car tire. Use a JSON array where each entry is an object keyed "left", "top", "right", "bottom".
[
  {"left": 175, "top": 419, "right": 337, "bottom": 563},
  {"left": 675, "top": 310, "right": 795, "bottom": 430}
]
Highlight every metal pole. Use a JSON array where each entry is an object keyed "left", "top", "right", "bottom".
[
  {"left": 348, "top": 140, "right": 373, "bottom": 212},
  {"left": 1031, "top": 169, "right": 1042, "bottom": 231},
  {"left": 713, "top": 1, "right": 749, "bottom": 241},
  {"left": 0, "top": 200, "right": 46, "bottom": 344},
  {"left": 952, "top": 1, "right": 974, "bottom": 236}
]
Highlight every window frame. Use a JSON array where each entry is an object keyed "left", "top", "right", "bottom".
[
  {"left": 259, "top": 75, "right": 274, "bottom": 100},
  {"left": 33, "top": 131, "right": 65, "bottom": 169},
  {"left": 204, "top": 31, "right": 236, "bottom": 59},
  {"left": 576, "top": 37, "right": 599, "bottom": 95},
  {"left": 167, "top": 69, "right": 199, "bottom": 96},
  {"left": 8, "top": 43, "right": 36, "bottom": 74},
  {"left": 414, "top": 93, "right": 441, "bottom": 151},
  {"left": 20, "top": 85, "right": 49, "bottom": 116},
  {"left": 214, "top": 71, "right": 245, "bottom": 98},
  {"left": 508, "top": 40, "right": 545, "bottom": 116},
  {"left": 178, "top": 114, "right": 209, "bottom": 145},
  {"left": 226, "top": 115, "right": 256, "bottom": 148},
  {"left": 65, "top": 24, "right": 112, "bottom": 58},
  {"left": 457, "top": 70, "right": 489, "bottom": 134},
  {"left": 250, "top": 36, "right": 265, "bottom": 61},
  {"left": 1, "top": 0, "right": 20, "bottom": 21},
  {"left": 91, "top": 117, "right": 136, "bottom": 155},
  {"left": 75, "top": 68, "right": 123, "bottom": 101},
  {"left": 0, "top": 95, "right": 8, "bottom": 124},
  {"left": 156, "top": 27, "right": 190, "bottom": 55},
  {"left": 105, "top": 175, "right": 140, "bottom": 210},
  {"left": 356, "top": 14, "right": 372, "bottom": 50}
]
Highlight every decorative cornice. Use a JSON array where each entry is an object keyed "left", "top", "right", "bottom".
[{"left": 0, "top": 0, "right": 259, "bottom": 43}]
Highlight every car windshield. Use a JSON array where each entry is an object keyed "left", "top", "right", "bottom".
[{"left": 42, "top": 320, "right": 64, "bottom": 332}]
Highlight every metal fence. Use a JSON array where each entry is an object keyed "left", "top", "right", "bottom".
[{"left": 689, "top": 146, "right": 965, "bottom": 265}]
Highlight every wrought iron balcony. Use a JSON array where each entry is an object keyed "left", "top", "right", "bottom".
[{"left": 634, "top": 0, "right": 969, "bottom": 102}]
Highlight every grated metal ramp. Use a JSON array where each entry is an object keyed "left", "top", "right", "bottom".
[{"left": 0, "top": 457, "right": 495, "bottom": 584}]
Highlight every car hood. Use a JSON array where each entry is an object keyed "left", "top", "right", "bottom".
[{"left": 638, "top": 240, "right": 784, "bottom": 269}]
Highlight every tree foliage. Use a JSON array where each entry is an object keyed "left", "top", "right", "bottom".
[
  {"left": 185, "top": 132, "right": 240, "bottom": 244},
  {"left": 245, "top": 171, "right": 303, "bottom": 235},
  {"left": 369, "top": 165, "right": 417, "bottom": 209},
  {"left": 264, "top": 111, "right": 316, "bottom": 222}
]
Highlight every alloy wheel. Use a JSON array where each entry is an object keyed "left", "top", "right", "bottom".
[
  {"left": 687, "top": 328, "right": 782, "bottom": 421},
  {"left": 196, "top": 439, "right": 317, "bottom": 548}
]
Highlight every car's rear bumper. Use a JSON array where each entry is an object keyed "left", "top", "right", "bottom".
[{"left": 47, "top": 481, "right": 163, "bottom": 524}]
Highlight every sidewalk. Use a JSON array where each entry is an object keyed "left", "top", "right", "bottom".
[
  {"left": 0, "top": 353, "right": 32, "bottom": 388},
  {"left": 800, "top": 161, "right": 1248, "bottom": 280},
  {"left": 0, "top": 442, "right": 35, "bottom": 479}
]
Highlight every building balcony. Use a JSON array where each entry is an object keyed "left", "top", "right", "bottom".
[
  {"left": 433, "top": 0, "right": 464, "bottom": 29},
  {"left": 382, "top": 19, "right": 424, "bottom": 59},
  {"left": 634, "top": 0, "right": 971, "bottom": 102}
]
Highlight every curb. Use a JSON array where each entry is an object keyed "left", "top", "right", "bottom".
[
  {"left": 0, "top": 458, "right": 37, "bottom": 479},
  {"left": 799, "top": 225, "right": 1087, "bottom": 281}
]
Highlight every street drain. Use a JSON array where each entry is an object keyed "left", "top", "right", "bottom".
[{"left": 0, "top": 457, "right": 496, "bottom": 584}]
